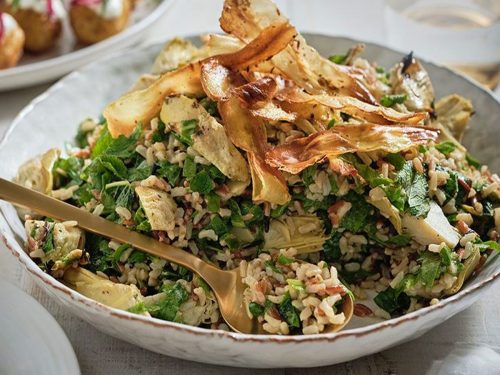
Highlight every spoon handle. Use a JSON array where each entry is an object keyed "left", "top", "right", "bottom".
[{"left": 0, "top": 178, "right": 221, "bottom": 284}]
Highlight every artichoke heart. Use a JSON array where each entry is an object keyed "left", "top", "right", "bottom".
[
  {"left": 402, "top": 201, "right": 460, "bottom": 248},
  {"left": 435, "top": 94, "right": 473, "bottom": 142},
  {"left": 160, "top": 95, "right": 250, "bottom": 182},
  {"left": 152, "top": 38, "right": 203, "bottom": 75},
  {"left": 64, "top": 268, "right": 143, "bottom": 310},
  {"left": 25, "top": 220, "right": 85, "bottom": 264},
  {"left": 264, "top": 215, "right": 327, "bottom": 254},
  {"left": 135, "top": 186, "right": 177, "bottom": 232},
  {"left": 445, "top": 247, "right": 481, "bottom": 296},
  {"left": 390, "top": 55, "right": 434, "bottom": 111},
  {"left": 14, "top": 148, "right": 60, "bottom": 194}
]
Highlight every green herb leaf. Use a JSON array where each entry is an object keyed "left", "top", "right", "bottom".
[
  {"left": 385, "top": 153, "right": 406, "bottom": 171},
  {"left": 151, "top": 283, "right": 189, "bottom": 322},
  {"left": 435, "top": 141, "right": 456, "bottom": 156},
  {"left": 228, "top": 200, "right": 246, "bottom": 228},
  {"left": 42, "top": 226, "right": 55, "bottom": 253},
  {"left": 301, "top": 165, "right": 317, "bottom": 186},
  {"left": 206, "top": 192, "right": 221, "bottom": 213},
  {"left": 328, "top": 54, "right": 347, "bottom": 64},
  {"left": 407, "top": 172, "right": 430, "bottom": 217},
  {"left": 277, "top": 254, "right": 294, "bottom": 265},
  {"left": 190, "top": 170, "right": 214, "bottom": 194},
  {"left": 386, "top": 234, "right": 412, "bottom": 246},
  {"left": 380, "top": 94, "right": 407, "bottom": 107},
  {"left": 157, "top": 161, "right": 182, "bottom": 185},
  {"left": 177, "top": 119, "right": 198, "bottom": 146},
  {"left": 151, "top": 121, "right": 167, "bottom": 143},
  {"left": 418, "top": 252, "right": 442, "bottom": 287},
  {"left": 182, "top": 155, "right": 197, "bottom": 180},
  {"left": 323, "top": 232, "right": 342, "bottom": 262},
  {"left": 286, "top": 279, "right": 305, "bottom": 292},
  {"left": 271, "top": 203, "right": 289, "bottom": 219},
  {"left": 374, "top": 287, "right": 410, "bottom": 314},
  {"left": 278, "top": 292, "right": 301, "bottom": 329},
  {"left": 264, "top": 260, "right": 283, "bottom": 274},
  {"left": 466, "top": 153, "right": 481, "bottom": 169},
  {"left": 440, "top": 246, "right": 453, "bottom": 266},
  {"left": 340, "top": 192, "right": 372, "bottom": 232},
  {"left": 249, "top": 302, "right": 265, "bottom": 317},
  {"left": 473, "top": 239, "right": 500, "bottom": 252},
  {"left": 92, "top": 124, "right": 142, "bottom": 159},
  {"left": 128, "top": 160, "right": 153, "bottom": 182}
]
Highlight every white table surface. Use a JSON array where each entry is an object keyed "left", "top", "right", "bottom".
[{"left": 1, "top": 0, "right": 499, "bottom": 374}]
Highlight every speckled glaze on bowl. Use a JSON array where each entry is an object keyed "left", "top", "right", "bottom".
[{"left": 0, "top": 35, "right": 499, "bottom": 368}]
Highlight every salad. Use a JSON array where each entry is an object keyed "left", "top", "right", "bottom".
[{"left": 16, "top": 0, "right": 500, "bottom": 335}]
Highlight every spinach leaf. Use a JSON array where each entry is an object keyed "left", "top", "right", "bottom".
[
  {"left": 249, "top": 302, "right": 265, "bottom": 317},
  {"left": 341, "top": 154, "right": 392, "bottom": 188},
  {"left": 151, "top": 121, "right": 167, "bottom": 143},
  {"left": 473, "top": 239, "right": 500, "bottom": 253},
  {"left": 182, "top": 155, "right": 197, "bottom": 180},
  {"left": 385, "top": 153, "right": 406, "bottom": 171},
  {"left": 323, "top": 232, "right": 342, "bottom": 262},
  {"left": 190, "top": 170, "right": 214, "bottom": 194},
  {"left": 278, "top": 292, "right": 301, "bottom": 329},
  {"left": 207, "top": 215, "right": 228, "bottom": 236},
  {"left": 374, "top": 287, "right": 410, "bottom": 314},
  {"left": 435, "top": 141, "right": 456, "bottom": 156},
  {"left": 277, "top": 254, "right": 294, "bottom": 265},
  {"left": 340, "top": 192, "right": 372, "bottom": 232},
  {"left": 386, "top": 234, "right": 412, "bottom": 246},
  {"left": 150, "top": 283, "right": 189, "bottom": 322},
  {"left": 271, "top": 203, "right": 289, "bottom": 218},
  {"left": 156, "top": 161, "right": 182, "bottom": 185},
  {"left": 418, "top": 252, "right": 442, "bottom": 287},
  {"left": 228, "top": 200, "right": 246, "bottom": 228},
  {"left": 128, "top": 160, "right": 152, "bottom": 182},
  {"left": 301, "top": 165, "right": 317, "bottom": 186},
  {"left": 206, "top": 192, "right": 221, "bottom": 213},
  {"left": 133, "top": 207, "right": 152, "bottom": 233},
  {"left": 396, "top": 161, "right": 430, "bottom": 217},
  {"left": 92, "top": 124, "right": 142, "bottom": 159},
  {"left": 407, "top": 172, "right": 430, "bottom": 217}
]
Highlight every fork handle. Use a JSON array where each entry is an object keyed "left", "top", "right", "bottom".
[{"left": 0, "top": 178, "right": 223, "bottom": 286}]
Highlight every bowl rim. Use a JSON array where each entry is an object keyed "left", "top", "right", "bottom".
[{"left": 1, "top": 34, "right": 499, "bottom": 344}]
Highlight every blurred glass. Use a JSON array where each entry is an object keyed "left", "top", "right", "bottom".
[{"left": 384, "top": 0, "right": 500, "bottom": 89}]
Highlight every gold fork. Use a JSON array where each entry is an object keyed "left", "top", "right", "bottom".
[{"left": 0, "top": 178, "right": 353, "bottom": 334}]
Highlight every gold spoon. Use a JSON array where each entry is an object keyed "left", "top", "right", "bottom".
[{"left": 0, "top": 178, "right": 353, "bottom": 334}]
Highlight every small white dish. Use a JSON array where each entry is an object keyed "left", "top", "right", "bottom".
[
  {"left": 0, "top": 279, "right": 80, "bottom": 375},
  {"left": 0, "top": 0, "right": 173, "bottom": 91}
]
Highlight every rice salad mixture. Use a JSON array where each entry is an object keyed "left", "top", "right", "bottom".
[{"left": 16, "top": 0, "right": 500, "bottom": 335}]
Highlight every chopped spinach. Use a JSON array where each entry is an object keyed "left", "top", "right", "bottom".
[
  {"left": 190, "top": 170, "right": 214, "bottom": 194},
  {"left": 278, "top": 292, "right": 301, "bottom": 329}
]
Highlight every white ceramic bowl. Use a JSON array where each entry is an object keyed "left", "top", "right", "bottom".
[
  {"left": 0, "top": 35, "right": 499, "bottom": 368},
  {"left": 0, "top": 0, "right": 173, "bottom": 91}
]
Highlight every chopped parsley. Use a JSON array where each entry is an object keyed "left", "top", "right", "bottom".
[{"left": 380, "top": 94, "right": 407, "bottom": 107}]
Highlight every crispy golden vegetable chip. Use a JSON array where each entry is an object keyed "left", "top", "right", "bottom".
[{"left": 266, "top": 124, "right": 439, "bottom": 174}]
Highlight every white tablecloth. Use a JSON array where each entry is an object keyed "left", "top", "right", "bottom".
[{"left": 1, "top": 0, "right": 499, "bottom": 373}]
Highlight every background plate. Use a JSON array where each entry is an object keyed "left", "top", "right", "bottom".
[
  {"left": 0, "top": 0, "right": 173, "bottom": 91},
  {"left": 0, "top": 279, "right": 80, "bottom": 375}
]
